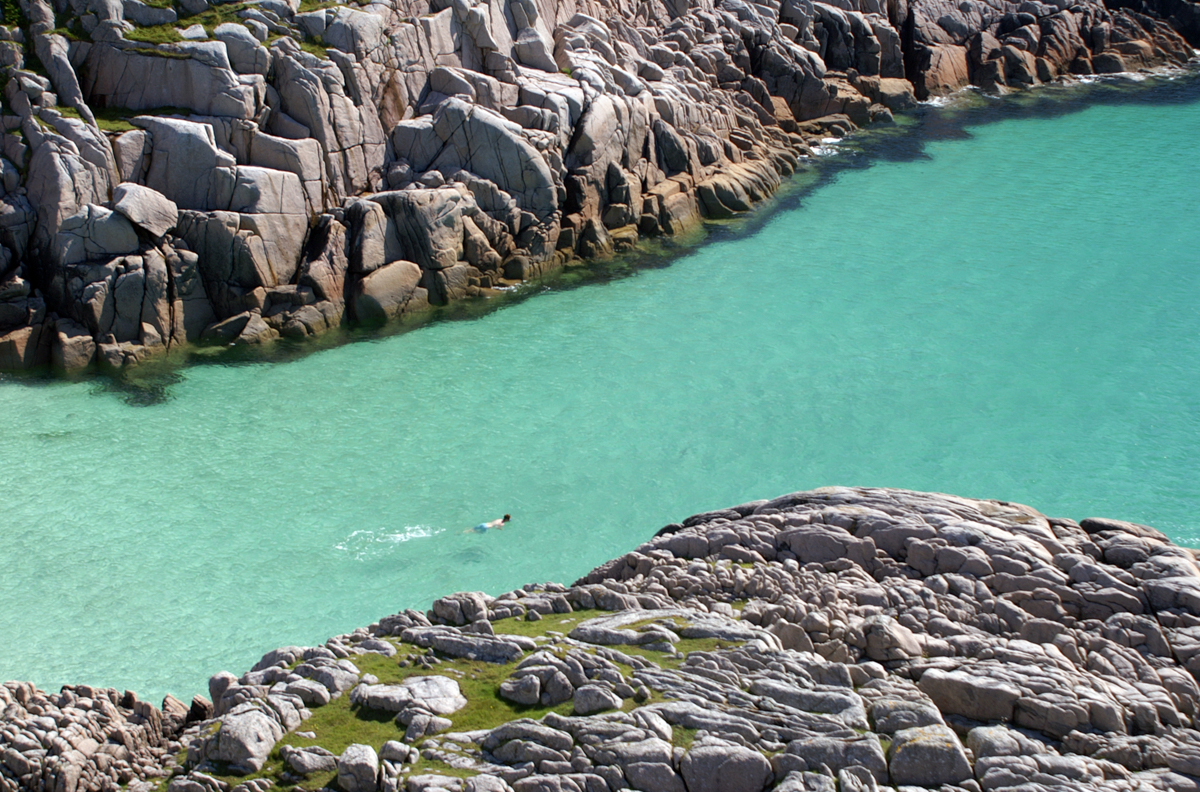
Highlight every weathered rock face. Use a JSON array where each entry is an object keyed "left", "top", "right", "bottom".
[
  {"left": 9, "top": 487, "right": 1200, "bottom": 792},
  {"left": 0, "top": 0, "right": 1191, "bottom": 373}
]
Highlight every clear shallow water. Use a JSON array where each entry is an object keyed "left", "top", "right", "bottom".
[{"left": 3, "top": 73, "right": 1200, "bottom": 703}]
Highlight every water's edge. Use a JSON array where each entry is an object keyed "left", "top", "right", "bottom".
[{"left": 6, "top": 66, "right": 1198, "bottom": 407}]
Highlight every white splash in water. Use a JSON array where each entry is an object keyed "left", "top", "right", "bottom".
[
  {"left": 812, "top": 137, "right": 842, "bottom": 156},
  {"left": 335, "top": 525, "right": 443, "bottom": 560}
]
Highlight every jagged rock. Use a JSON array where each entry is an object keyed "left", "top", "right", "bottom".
[
  {"left": 214, "top": 23, "right": 270, "bottom": 75},
  {"left": 270, "top": 38, "right": 386, "bottom": 200},
  {"left": 53, "top": 205, "right": 139, "bottom": 267},
  {"left": 391, "top": 99, "right": 557, "bottom": 222},
  {"left": 4, "top": 0, "right": 1192, "bottom": 373},
  {"left": 77, "top": 42, "right": 259, "bottom": 118}
]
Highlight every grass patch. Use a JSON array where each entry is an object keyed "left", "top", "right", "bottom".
[
  {"left": 58, "top": 104, "right": 192, "bottom": 131},
  {"left": 123, "top": 24, "right": 184, "bottom": 44},
  {"left": 191, "top": 623, "right": 734, "bottom": 791},
  {"left": 176, "top": 0, "right": 251, "bottom": 24},
  {"left": 492, "top": 609, "right": 741, "bottom": 669},
  {"left": 354, "top": 648, "right": 580, "bottom": 733},
  {"left": 632, "top": 637, "right": 739, "bottom": 669},
  {"left": 0, "top": 0, "right": 21, "bottom": 25},
  {"left": 491, "top": 608, "right": 605, "bottom": 639},
  {"left": 298, "top": 38, "right": 329, "bottom": 58},
  {"left": 57, "top": 104, "right": 136, "bottom": 132},
  {"left": 297, "top": 0, "right": 340, "bottom": 12},
  {"left": 671, "top": 726, "right": 698, "bottom": 749},
  {"left": 129, "top": 45, "right": 194, "bottom": 58}
]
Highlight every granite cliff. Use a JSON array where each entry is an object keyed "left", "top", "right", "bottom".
[
  {"left": 0, "top": 0, "right": 1193, "bottom": 372},
  {"left": 7, "top": 487, "right": 1200, "bottom": 792}
]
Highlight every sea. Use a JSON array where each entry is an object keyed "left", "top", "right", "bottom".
[{"left": 2, "top": 69, "right": 1199, "bottom": 704}]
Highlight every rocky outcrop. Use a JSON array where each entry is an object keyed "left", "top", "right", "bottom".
[
  {"left": 9, "top": 487, "right": 1200, "bottom": 792},
  {"left": 0, "top": 0, "right": 1192, "bottom": 373}
]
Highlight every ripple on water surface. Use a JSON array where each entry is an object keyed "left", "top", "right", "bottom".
[{"left": 2, "top": 72, "right": 1200, "bottom": 702}]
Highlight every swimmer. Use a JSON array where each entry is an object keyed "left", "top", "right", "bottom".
[{"left": 465, "top": 514, "right": 510, "bottom": 534}]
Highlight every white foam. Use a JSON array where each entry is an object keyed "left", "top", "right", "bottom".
[
  {"left": 919, "top": 85, "right": 977, "bottom": 108},
  {"left": 812, "top": 137, "right": 842, "bottom": 156},
  {"left": 335, "top": 525, "right": 443, "bottom": 559}
]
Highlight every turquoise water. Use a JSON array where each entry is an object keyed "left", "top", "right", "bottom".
[{"left": 3, "top": 73, "right": 1200, "bottom": 703}]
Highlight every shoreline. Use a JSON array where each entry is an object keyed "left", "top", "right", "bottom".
[
  {"left": 0, "top": 0, "right": 1194, "bottom": 375},
  {"left": 6, "top": 487, "right": 1200, "bottom": 792},
  {"left": 3, "top": 62, "right": 1197, "bottom": 399}
]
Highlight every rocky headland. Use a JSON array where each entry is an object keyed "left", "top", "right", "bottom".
[
  {"left": 7, "top": 487, "right": 1200, "bottom": 792},
  {"left": 0, "top": 0, "right": 1193, "bottom": 371}
]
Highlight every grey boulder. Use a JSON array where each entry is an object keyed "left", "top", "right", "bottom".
[
  {"left": 338, "top": 743, "right": 379, "bottom": 792},
  {"left": 210, "top": 705, "right": 284, "bottom": 774},
  {"left": 281, "top": 744, "right": 337, "bottom": 775},
  {"left": 351, "top": 676, "right": 467, "bottom": 715},
  {"left": 573, "top": 685, "right": 622, "bottom": 716},
  {"left": 680, "top": 741, "right": 772, "bottom": 792},
  {"left": 112, "top": 183, "right": 178, "bottom": 239},
  {"left": 499, "top": 675, "right": 540, "bottom": 706},
  {"left": 887, "top": 724, "right": 972, "bottom": 787},
  {"left": 284, "top": 679, "right": 332, "bottom": 707},
  {"left": 53, "top": 205, "right": 138, "bottom": 267}
]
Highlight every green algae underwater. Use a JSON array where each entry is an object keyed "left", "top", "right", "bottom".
[{"left": 2, "top": 69, "right": 1199, "bottom": 703}]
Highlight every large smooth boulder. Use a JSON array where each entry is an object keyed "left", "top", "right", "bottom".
[
  {"left": 402, "top": 676, "right": 468, "bottom": 714},
  {"left": 499, "top": 675, "right": 540, "bottom": 706},
  {"left": 210, "top": 705, "right": 284, "bottom": 774},
  {"left": 213, "top": 23, "right": 269, "bottom": 75},
  {"left": 680, "top": 741, "right": 772, "bottom": 792},
  {"left": 573, "top": 685, "right": 622, "bottom": 715},
  {"left": 52, "top": 318, "right": 96, "bottom": 373},
  {"left": 784, "top": 735, "right": 887, "bottom": 783},
  {"left": 862, "top": 615, "right": 922, "bottom": 661},
  {"left": 887, "top": 725, "right": 973, "bottom": 787},
  {"left": 112, "top": 183, "right": 178, "bottom": 239},
  {"left": 918, "top": 667, "right": 1020, "bottom": 722},
  {"left": 284, "top": 679, "right": 331, "bottom": 707},
  {"left": 353, "top": 260, "right": 425, "bottom": 324},
  {"left": 281, "top": 745, "right": 337, "bottom": 775},
  {"left": 350, "top": 676, "right": 467, "bottom": 715},
  {"left": 337, "top": 744, "right": 378, "bottom": 792}
]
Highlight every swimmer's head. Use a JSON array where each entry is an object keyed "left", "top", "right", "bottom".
[{"left": 503, "top": 514, "right": 511, "bottom": 522}]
